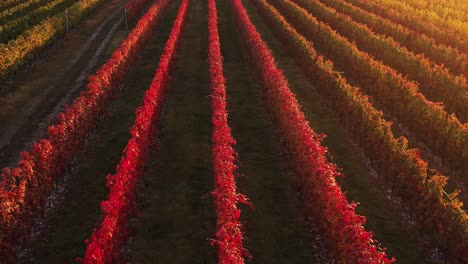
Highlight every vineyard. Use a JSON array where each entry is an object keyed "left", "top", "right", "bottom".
[{"left": 0, "top": 0, "right": 466, "bottom": 263}]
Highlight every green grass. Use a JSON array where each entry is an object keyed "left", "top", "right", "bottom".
[
  {"left": 20, "top": 0, "right": 442, "bottom": 262},
  {"left": 128, "top": 0, "right": 216, "bottom": 262},
  {"left": 215, "top": 0, "right": 320, "bottom": 263},
  {"left": 0, "top": 0, "right": 127, "bottom": 167}
]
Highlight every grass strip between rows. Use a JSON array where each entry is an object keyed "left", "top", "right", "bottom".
[
  {"left": 208, "top": 0, "right": 249, "bottom": 263},
  {"left": 343, "top": 0, "right": 468, "bottom": 54},
  {"left": 269, "top": 0, "right": 468, "bottom": 178},
  {"left": 317, "top": 0, "right": 468, "bottom": 77},
  {"left": 0, "top": 0, "right": 103, "bottom": 81},
  {"left": 252, "top": 0, "right": 468, "bottom": 261},
  {"left": 0, "top": 0, "right": 170, "bottom": 260},
  {"left": 229, "top": 0, "right": 393, "bottom": 262},
  {"left": 80, "top": 0, "right": 190, "bottom": 262}
]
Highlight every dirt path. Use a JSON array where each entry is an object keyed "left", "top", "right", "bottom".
[
  {"left": 25, "top": 2, "right": 180, "bottom": 263},
  {"left": 242, "top": 0, "right": 439, "bottom": 263},
  {"left": 127, "top": 1, "right": 216, "bottom": 263},
  {"left": 0, "top": 0, "right": 127, "bottom": 168},
  {"left": 216, "top": 0, "right": 321, "bottom": 263}
]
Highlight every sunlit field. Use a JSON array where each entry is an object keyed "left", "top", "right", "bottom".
[{"left": 0, "top": 0, "right": 466, "bottom": 263}]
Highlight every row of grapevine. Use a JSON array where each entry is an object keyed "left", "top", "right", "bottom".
[
  {"left": 208, "top": 0, "right": 248, "bottom": 263},
  {"left": 251, "top": 0, "right": 468, "bottom": 261},
  {"left": 294, "top": 0, "right": 468, "bottom": 122},
  {"left": 229, "top": 0, "right": 393, "bottom": 262},
  {"left": 0, "top": 0, "right": 26, "bottom": 12},
  {"left": 0, "top": 0, "right": 77, "bottom": 43},
  {"left": 370, "top": 0, "right": 468, "bottom": 34},
  {"left": 0, "top": 0, "right": 170, "bottom": 260},
  {"left": 0, "top": 0, "right": 49, "bottom": 25},
  {"left": 80, "top": 1, "right": 190, "bottom": 262},
  {"left": 318, "top": 0, "right": 468, "bottom": 78},
  {"left": 392, "top": 0, "right": 468, "bottom": 21},
  {"left": 270, "top": 0, "right": 468, "bottom": 178},
  {"left": 0, "top": 0, "right": 104, "bottom": 81},
  {"left": 344, "top": 0, "right": 468, "bottom": 54}
]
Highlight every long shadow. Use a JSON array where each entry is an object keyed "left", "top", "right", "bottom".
[
  {"left": 217, "top": 0, "right": 319, "bottom": 263},
  {"left": 242, "top": 0, "right": 434, "bottom": 262},
  {"left": 128, "top": 0, "right": 216, "bottom": 263},
  {"left": 29, "top": 2, "right": 181, "bottom": 262}
]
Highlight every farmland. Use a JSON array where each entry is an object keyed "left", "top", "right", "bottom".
[{"left": 0, "top": 0, "right": 466, "bottom": 263}]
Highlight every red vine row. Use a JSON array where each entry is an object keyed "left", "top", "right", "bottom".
[
  {"left": 80, "top": 0, "right": 190, "bottom": 262},
  {"left": 208, "top": 0, "right": 249, "bottom": 263},
  {"left": 228, "top": 0, "right": 393, "bottom": 262},
  {"left": 251, "top": 0, "right": 468, "bottom": 261},
  {"left": 0, "top": 0, "right": 170, "bottom": 259}
]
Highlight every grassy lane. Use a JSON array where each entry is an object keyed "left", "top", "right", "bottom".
[
  {"left": 0, "top": 0, "right": 127, "bottom": 168},
  {"left": 0, "top": 0, "right": 50, "bottom": 25},
  {"left": 218, "top": 0, "right": 319, "bottom": 263},
  {"left": 0, "top": 0, "right": 28, "bottom": 13},
  {"left": 128, "top": 0, "right": 217, "bottom": 262},
  {"left": 0, "top": 0, "right": 79, "bottom": 44},
  {"left": 242, "top": 0, "right": 435, "bottom": 263},
  {"left": 28, "top": 2, "right": 181, "bottom": 262}
]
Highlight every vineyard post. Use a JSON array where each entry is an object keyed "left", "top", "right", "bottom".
[
  {"left": 124, "top": 7, "right": 128, "bottom": 30},
  {"left": 65, "top": 9, "right": 69, "bottom": 35}
]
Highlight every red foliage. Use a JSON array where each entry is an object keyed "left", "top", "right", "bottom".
[
  {"left": 207, "top": 0, "right": 249, "bottom": 263},
  {"left": 274, "top": 0, "right": 468, "bottom": 175},
  {"left": 0, "top": 0, "right": 170, "bottom": 259},
  {"left": 125, "top": 0, "right": 153, "bottom": 21},
  {"left": 252, "top": 0, "right": 467, "bottom": 261},
  {"left": 79, "top": 0, "right": 190, "bottom": 262},
  {"left": 228, "top": 0, "right": 394, "bottom": 262}
]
